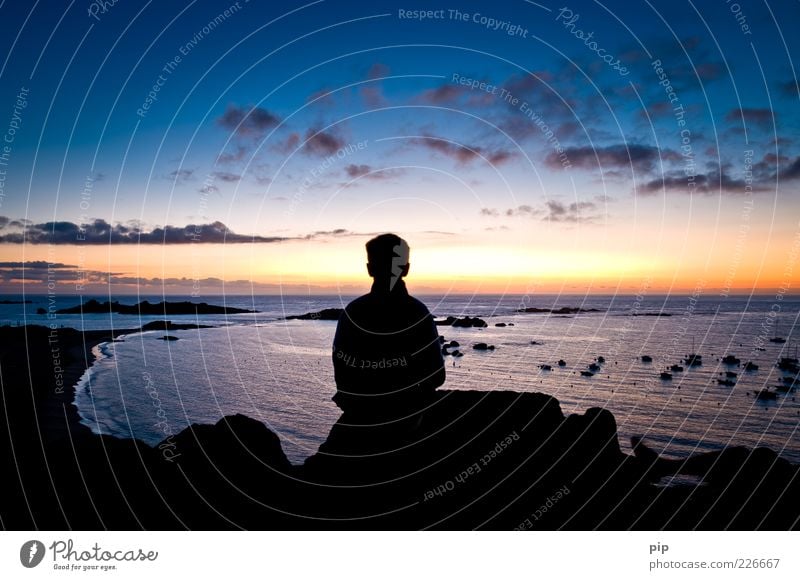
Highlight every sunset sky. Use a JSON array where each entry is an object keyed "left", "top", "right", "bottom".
[{"left": 0, "top": 0, "right": 798, "bottom": 295}]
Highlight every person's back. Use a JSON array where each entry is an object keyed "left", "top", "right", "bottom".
[{"left": 332, "top": 234, "right": 445, "bottom": 421}]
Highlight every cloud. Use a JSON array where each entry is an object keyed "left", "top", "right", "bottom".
[
  {"left": 0, "top": 261, "right": 76, "bottom": 269},
  {"left": 167, "top": 169, "right": 194, "bottom": 183},
  {"left": 216, "top": 146, "right": 247, "bottom": 164},
  {"left": 417, "top": 84, "right": 468, "bottom": 105},
  {"left": 752, "top": 154, "right": 800, "bottom": 181},
  {"left": 344, "top": 164, "right": 371, "bottom": 178},
  {"left": 480, "top": 201, "right": 600, "bottom": 223},
  {"left": 0, "top": 218, "right": 286, "bottom": 244},
  {"left": 198, "top": 184, "right": 219, "bottom": 194},
  {"left": 307, "top": 87, "right": 335, "bottom": 105},
  {"left": 780, "top": 156, "right": 800, "bottom": 180},
  {"left": 694, "top": 62, "right": 723, "bottom": 82},
  {"left": 725, "top": 108, "right": 775, "bottom": 129},
  {"left": 546, "top": 144, "right": 668, "bottom": 172},
  {"left": 360, "top": 86, "right": 386, "bottom": 108},
  {"left": 274, "top": 132, "right": 301, "bottom": 154},
  {"left": 211, "top": 171, "right": 241, "bottom": 183},
  {"left": 343, "top": 164, "right": 406, "bottom": 181},
  {"left": 411, "top": 135, "right": 516, "bottom": 166},
  {"left": 0, "top": 216, "right": 8, "bottom": 228},
  {"left": 217, "top": 104, "right": 280, "bottom": 136},
  {"left": 642, "top": 152, "right": 800, "bottom": 195},
  {"left": 641, "top": 166, "right": 758, "bottom": 194},
  {"left": 502, "top": 205, "right": 540, "bottom": 217},
  {"left": 544, "top": 200, "right": 598, "bottom": 223},
  {"left": 360, "top": 63, "right": 390, "bottom": 107},
  {"left": 366, "top": 63, "right": 390, "bottom": 80},
  {"left": 0, "top": 261, "right": 123, "bottom": 286},
  {"left": 639, "top": 101, "right": 673, "bottom": 120},
  {"left": 302, "top": 228, "right": 350, "bottom": 239},
  {"left": 304, "top": 127, "right": 346, "bottom": 157},
  {"left": 778, "top": 79, "right": 799, "bottom": 97}
]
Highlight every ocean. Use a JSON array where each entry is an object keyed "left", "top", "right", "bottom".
[{"left": 2, "top": 293, "right": 799, "bottom": 465}]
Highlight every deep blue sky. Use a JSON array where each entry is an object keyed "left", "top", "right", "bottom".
[{"left": 0, "top": 0, "right": 798, "bottom": 292}]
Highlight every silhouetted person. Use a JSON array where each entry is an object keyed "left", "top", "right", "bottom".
[{"left": 332, "top": 234, "right": 445, "bottom": 424}]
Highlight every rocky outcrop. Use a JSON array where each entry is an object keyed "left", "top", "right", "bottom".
[
  {"left": 140, "top": 321, "right": 214, "bottom": 331},
  {"left": 1, "top": 325, "right": 798, "bottom": 530},
  {"left": 516, "top": 307, "right": 601, "bottom": 314},
  {"left": 56, "top": 299, "right": 257, "bottom": 315},
  {"left": 435, "top": 316, "right": 488, "bottom": 328},
  {"left": 283, "top": 308, "right": 343, "bottom": 321}
]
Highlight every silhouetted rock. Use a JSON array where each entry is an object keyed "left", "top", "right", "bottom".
[
  {"left": 56, "top": 299, "right": 256, "bottom": 315},
  {"left": 284, "top": 308, "right": 343, "bottom": 321},
  {"left": 453, "top": 316, "right": 487, "bottom": 328},
  {"left": 473, "top": 342, "right": 495, "bottom": 350},
  {"left": 140, "top": 320, "right": 214, "bottom": 331},
  {"left": 2, "top": 324, "right": 799, "bottom": 530},
  {"left": 495, "top": 322, "right": 507, "bottom": 327},
  {"left": 435, "top": 316, "right": 487, "bottom": 328},
  {"left": 158, "top": 335, "right": 179, "bottom": 341},
  {"left": 516, "top": 306, "right": 601, "bottom": 314}
]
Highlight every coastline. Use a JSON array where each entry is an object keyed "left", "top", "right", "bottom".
[{"left": 1, "top": 322, "right": 799, "bottom": 530}]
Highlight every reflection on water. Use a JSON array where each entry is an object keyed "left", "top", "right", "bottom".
[{"left": 72, "top": 295, "right": 800, "bottom": 465}]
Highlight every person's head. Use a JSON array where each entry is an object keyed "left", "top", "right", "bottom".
[{"left": 366, "top": 233, "right": 410, "bottom": 290}]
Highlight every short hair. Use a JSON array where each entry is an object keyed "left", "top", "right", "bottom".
[{"left": 366, "top": 233, "right": 409, "bottom": 278}]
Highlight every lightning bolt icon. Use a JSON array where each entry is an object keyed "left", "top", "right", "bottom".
[
  {"left": 389, "top": 241, "right": 409, "bottom": 291},
  {"left": 28, "top": 542, "right": 38, "bottom": 564}
]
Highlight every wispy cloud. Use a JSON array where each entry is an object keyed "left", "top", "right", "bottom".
[
  {"left": 725, "top": 107, "right": 775, "bottom": 129},
  {"left": 0, "top": 261, "right": 76, "bottom": 269},
  {"left": 210, "top": 171, "right": 241, "bottom": 183},
  {"left": 480, "top": 201, "right": 601, "bottom": 223},
  {"left": 217, "top": 103, "right": 281, "bottom": 136},
  {"left": 546, "top": 144, "right": 671, "bottom": 172},
  {"left": 343, "top": 164, "right": 406, "bottom": 180},
  {"left": 410, "top": 135, "right": 516, "bottom": 166},
  {"left": 304, "top": 127, "right": 346, "bottom": 157},
  {"left": 167, "top": 168, "right": 195, "bottom": 184},
  {"left": 641, "top": 153, "right": 800, "bottom": 194}
]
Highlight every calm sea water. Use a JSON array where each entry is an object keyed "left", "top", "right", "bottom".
[{"left": 3, "top": 293, "right": 799, "bottom": 465}]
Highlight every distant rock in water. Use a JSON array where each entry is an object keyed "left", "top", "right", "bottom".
[
  {"left": 473, "top": 342, "right": 495, "bottom": 351},
  {"left": 158, "top": 335, "right": 179, "bottom": 341},
  {"left": 56, "top": 299, "right": 257, "bottom": 315},
  {"left": 516, "top": 306, "right": 601, "bottom": 314},
  {"left": 435, "top": 316, "right": 488, "bottom": 328},
  {"left": 284, "top": 308, "right": 343, "bottom": 321},
  {"left": 0, "top": 299, "right": 31, "bottom": 304},
  {"left": 495, "top": 322, "right": 507, "bottom": 327},
  {"left": 140, "top": 321, "right": 214, "bottom": 331}
]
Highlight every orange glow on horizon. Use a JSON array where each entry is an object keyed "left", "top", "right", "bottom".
[{"left": 1, "top": 229, "right": 798, "bottom": 295}]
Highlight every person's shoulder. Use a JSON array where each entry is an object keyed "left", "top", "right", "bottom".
[
  {"left": 344, "top": 293, "right": 373, "bottom": 313},
  {"left": 406, "top": 294, "right": 432, "bottom": 315}
]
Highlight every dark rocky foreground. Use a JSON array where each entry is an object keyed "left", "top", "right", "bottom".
[{"left": 1, "top": 325, "right": 798, "bottom": 530}]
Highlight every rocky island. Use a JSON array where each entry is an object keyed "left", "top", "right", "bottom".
[{"left": 55, "top": 299, "right": 257, "bottom": 315}]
